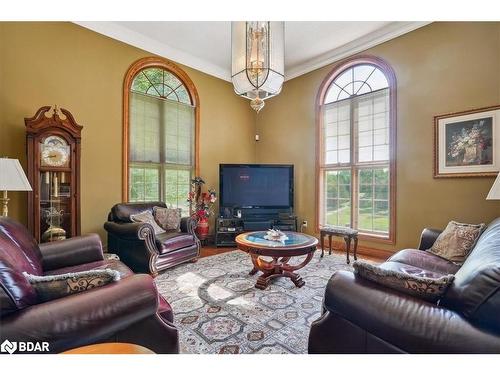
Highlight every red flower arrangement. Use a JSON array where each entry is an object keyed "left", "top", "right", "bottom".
[{"left": 187, "top": 177, "right": 217, "bottom": 221}]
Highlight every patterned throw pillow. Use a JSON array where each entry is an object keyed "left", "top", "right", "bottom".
[
  {"left": 353, "top": 261, "right": 455, "bottom": 303},
  {"left": 153, "top": 206, "right": 182, "bottom": 232},
  {"left": 429, "top": 221, "right": 486, "bottom": 265},
  {"left": 23, "top": 269, "right": 121, "bottom": 302},
  {"left": 130, "top": 210, "right": 166, "bottom": 235}
]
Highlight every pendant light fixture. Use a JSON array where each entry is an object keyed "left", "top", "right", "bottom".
[{"left": 231, "top": 22, "right": 285, "bottom": 113}]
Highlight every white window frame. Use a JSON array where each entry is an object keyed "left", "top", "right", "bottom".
[
  {"left": 316, "top": 56, "right": 397, "bottom": 244},
  {"left": 123, "top": 57, "right": 200, "bottom": 214}
]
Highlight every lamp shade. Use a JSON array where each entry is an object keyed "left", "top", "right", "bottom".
[
  {"left": 487, "top": 173, "right": 500, "bottom": 200},
  {"left": 0, "top": 158, "right": 32, "bottom": 191},
  {"left": 486, "top": 173, "right": 500, "bottom": 200}
]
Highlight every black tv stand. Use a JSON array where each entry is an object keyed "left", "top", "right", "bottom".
[{"left": 215, "top": 211, "right": 297, "bottom": 247}]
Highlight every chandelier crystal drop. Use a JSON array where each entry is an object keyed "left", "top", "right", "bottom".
[{"left": 231, "top": 22, "right": 285, "bottom": 113}]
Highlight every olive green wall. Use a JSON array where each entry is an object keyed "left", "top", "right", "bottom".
[
  {"left": 256, "top": 22, "right": 500, "bottom": 252},
  {"left": 2, "top": 22, "right": 500, "bottom": 254},
  {"left": 0, "top": 22, "right": 256, "bottom": 244}
]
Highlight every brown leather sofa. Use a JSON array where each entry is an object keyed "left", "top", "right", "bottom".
[
  {"left": 0, "top": 217, "right": 179, "bottom": 354},
  {"left": 308, "top": 218, "right": 500, "bottom": 354},
  {"left": 104, "top": 202, "right": 200, "bottom": 276}
]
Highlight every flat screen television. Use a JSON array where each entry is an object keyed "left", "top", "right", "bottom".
[{"left": 219, "top": 164, "right": 294, "bottom": 210}]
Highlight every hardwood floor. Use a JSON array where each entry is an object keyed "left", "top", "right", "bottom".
[
  {"left": 199, "top": 246, "right": 235, "bottom": 258},
  {"left": 200, "top": 246, "right": 386, "bottom": 263}
]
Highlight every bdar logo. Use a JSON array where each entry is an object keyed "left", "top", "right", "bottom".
[
  {"left": 0, "top": 340, "right": 49, "bottom": 353},
  {"left": 1, "top": 340, "right": 17, "bottom": 354}
]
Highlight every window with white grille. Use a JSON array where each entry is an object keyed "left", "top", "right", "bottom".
[
  {"left": 319, "top": 62, "right": 395, "bottom": 240},
  {"left": 128, "top": 67, "right": 195, "bottom": 215}
]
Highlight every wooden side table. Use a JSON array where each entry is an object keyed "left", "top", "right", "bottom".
[{"left": 320, "top": 226, "right": 358, "bottom": 264}]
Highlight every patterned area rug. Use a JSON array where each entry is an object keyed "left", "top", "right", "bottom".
[{"left": 155, "top": 250, "right": 355, "bottom": 354}]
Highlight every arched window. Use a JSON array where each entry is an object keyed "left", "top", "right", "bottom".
[
  {"left": 123, "top": 57, "right": 199, "bottom": 215},
  {"left": 317, "top": 56, "right": 396, "bottom": 242}
]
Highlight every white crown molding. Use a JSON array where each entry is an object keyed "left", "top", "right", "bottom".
[
  {"left": 74, "top": 21, "right": 430, "bottom": 83},
  {"left": 284, "top": 21, "right": 432, "bottom": 81},
  {"left": 73, "top": 21, "right": 231, "bottom": 81}
]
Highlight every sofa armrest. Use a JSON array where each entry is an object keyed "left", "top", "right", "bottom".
[
  {"left": 320, "top": 270, "right": 500, "bottom": 353},
  {"left": 104, "top": 221, "right": 150, "bottom": 240},
  {"left": 39, "top": 234, "right": 104, "bottom": 272},
  {"left": 0, "top": 274, "right": 159, "bottom": 353},
  {"left": 417, "top": 228, "right": 442, "bottom": 250},
  {"left": 104, "top": 221, "right": 159, "bottom": 260},
  {"left": 180, "top": 217, "right": 197, "bottom": 235}
]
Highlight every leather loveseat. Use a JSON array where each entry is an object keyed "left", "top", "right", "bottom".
[
  {"left": 104, "top": 202, "right": 200, "bottom": 276},
  {"left": 308, "top": 218, "right": 500, "bottom": 354},
  {"left": 0, "top": 217, "right": 179, "bottom": 354}
]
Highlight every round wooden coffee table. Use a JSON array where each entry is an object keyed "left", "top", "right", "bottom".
[
  {"left": 62, "top": 343, "right": 154, "bottom": 354},
  {"left": 236, "top": 231, "right": 318, "bottom": 290}
]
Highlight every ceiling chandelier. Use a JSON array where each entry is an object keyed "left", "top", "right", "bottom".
[{"left": 231, "top": 22, "right": 285, "bottom": 113}]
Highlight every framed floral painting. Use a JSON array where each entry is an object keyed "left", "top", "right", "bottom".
[{"left": 434, "top": 105, "right": 500, "bottom": 178}]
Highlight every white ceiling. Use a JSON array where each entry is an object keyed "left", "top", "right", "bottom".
[{"left": 75, "top": 21, "right": 430, "bottom": 81}]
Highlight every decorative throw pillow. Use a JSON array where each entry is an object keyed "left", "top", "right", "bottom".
[
  {"left": 130, "top": 210, "right": 166, "bottom": 235},
  {"left": 353, "top": 261, "right": 455, "bottom": 303},
  {"left": 429, "top": 221, "right": 486, "bottom": 265},
  {"left": 23, "top": 269, "right": 121, "bottom": 302},
  {"left": 153, "top": 206, "right": 182, "bottom": 232}
]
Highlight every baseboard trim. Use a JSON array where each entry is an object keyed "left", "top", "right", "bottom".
[
  {"left": 356, "top": 245, "right": 394, "bottom": 261},
  {"left": 326, "top": 240, "right": 394, "bottom": 261}
]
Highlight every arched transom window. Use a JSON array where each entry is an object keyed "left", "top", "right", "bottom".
[
  {"left": 124, "top": 58, "right": 199, "bottom": 215},
  {"left": 317, "top": 57, "right": 396, "bottom": 241},
  {"left": 132, "top": 68, "right": 192, "bottom": 104}
]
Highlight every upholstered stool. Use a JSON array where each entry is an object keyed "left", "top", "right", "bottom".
[{"left": 320, "top": 226, "right": 358, "bottom": 264}]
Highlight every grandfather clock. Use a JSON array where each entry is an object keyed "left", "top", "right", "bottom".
[{"left": 25, "top": 106, "right": 82, "bottom": 242}]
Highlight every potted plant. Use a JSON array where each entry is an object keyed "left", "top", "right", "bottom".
[{"left": 187, "top": 177, "right": 217, "bottom": 239}]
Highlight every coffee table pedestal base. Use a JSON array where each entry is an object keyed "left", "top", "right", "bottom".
[{"left": 249, "top": 253, "right": 313, "bottom": 290}]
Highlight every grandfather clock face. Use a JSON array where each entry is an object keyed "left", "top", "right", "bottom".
[{"left": 40, "top": 135, "right": 70, "bottom": 168}]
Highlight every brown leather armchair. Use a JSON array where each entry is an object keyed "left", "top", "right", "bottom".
[
  {"left": 0, "top": 217, "right": 179, "bottom": 354},
  {"left": 308, "top": 219, "right": 500, "bottom": 354},
  {"left": 104, "top": 202, "right": 200, "bottom": 276}
]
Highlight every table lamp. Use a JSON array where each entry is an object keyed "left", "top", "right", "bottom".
[
  {"left": 487, "top": 173, "right": 500, "bottom": 201},
  {"left": 0, "top": 158, "right": 32, "bottom": 217}
]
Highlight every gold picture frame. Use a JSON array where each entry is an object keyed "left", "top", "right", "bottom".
[{"left": 434, "top": 105, "right": 500, "bottom": 178}]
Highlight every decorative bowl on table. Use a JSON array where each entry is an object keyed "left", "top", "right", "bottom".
[{"left": 263, "top": 229, "right": 289, "bottom": 244}]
